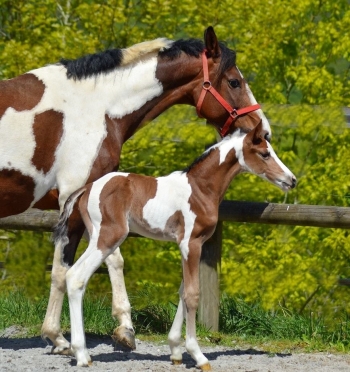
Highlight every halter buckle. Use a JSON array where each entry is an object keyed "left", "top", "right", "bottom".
[
  {"left": 202, "top": 81, "right": 212, "bottom": 90},
  {"left": 230, "top": 109, "right": 238, "bottom": 119}
]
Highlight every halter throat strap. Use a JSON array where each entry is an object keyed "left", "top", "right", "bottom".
[{"left": 196, "top": 50, "right": 261, "bottom": 137}]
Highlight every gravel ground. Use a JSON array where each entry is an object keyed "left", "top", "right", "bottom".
[{"left": 1, "top": 327, "right": 350, "bottom": 371}]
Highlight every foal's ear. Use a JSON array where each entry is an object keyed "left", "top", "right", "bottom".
[
  {"left": 204, "top": 26, "right": 221, "bottom": 59},
  {"left": 250, "top": 121, "right": 264, "bottom": 145}
]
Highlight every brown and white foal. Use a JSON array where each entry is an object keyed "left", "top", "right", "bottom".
[{"left": 55, "top": 121, "right": 296, "bottom": 369}]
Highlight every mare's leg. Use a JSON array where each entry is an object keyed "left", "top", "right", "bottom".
[
  {"left": 168, "top": 281, "right": 185, "bottom": 364},
  {"left": 106, "top": 248, "right": 136, "bottom": 350},
  {"left": 41, "top": 210, "right": 85, "bottom": 354},
  {"left": 182, "top": 242, "right": 211, "bottom": 370}
]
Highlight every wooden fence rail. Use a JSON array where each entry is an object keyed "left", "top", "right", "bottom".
[
  {"left": 0, "top": 201, "right": 349, "bottom": 331},
  {"left": 1, "top": 201, "right": 350, "bottom": 231}
]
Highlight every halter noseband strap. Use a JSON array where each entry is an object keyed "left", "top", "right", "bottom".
[{"left": 196, "top": 50, "right": 261, "bottom": 137}]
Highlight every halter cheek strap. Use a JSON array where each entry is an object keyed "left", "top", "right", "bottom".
[{"left": 196, "top": 50, "right": 261, "bottom": 137}]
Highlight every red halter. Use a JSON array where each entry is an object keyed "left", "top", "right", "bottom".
[{"left": 196, "top": 50, "right": 261, "bottom": 137}]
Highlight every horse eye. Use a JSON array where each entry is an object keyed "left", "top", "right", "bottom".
[
  {"left": 260, "top": 152, "right": 270, "bottom": 159},
  {"left": 228, "top": 79, "right": 240, "bottom": 88}
]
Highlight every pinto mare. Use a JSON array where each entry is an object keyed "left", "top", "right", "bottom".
[
  {"left": 0, "top": 26, "right": 272, "bottom": 352},
  {"left": 54, "top": 121, "right": 296, "bottom": 369}
]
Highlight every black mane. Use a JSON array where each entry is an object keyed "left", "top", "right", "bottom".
[
  {"left": 159, "top": 39, "right": 236, "bottom": 77},
  {"left": 183, "top": 147, "right": 216, "bottom": 174},
  {"left": 60, "top": 38, "right": 236, "bottom": 80},
  {"left": 60, "top": 49, "right": 123, "bottom": 80}
]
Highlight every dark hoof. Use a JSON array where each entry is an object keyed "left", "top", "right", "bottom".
[{"left": 112, "top": 326, "right": 136, "bottom": 350}]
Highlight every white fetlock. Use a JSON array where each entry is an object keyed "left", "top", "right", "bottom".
[
  {"left": 74, "top": 348, "right": 92, "bottom": 367},
  {"left": 169, "top": 346, "right": 183, "bottom": 366}
]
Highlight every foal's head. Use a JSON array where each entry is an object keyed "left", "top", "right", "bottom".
[{"left": 240, "top": 122, "right": 296, "bottom": 191}]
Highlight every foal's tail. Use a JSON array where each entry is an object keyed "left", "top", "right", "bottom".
[{"left": 53, "top": 187, "right": 87, "bottom": 246}]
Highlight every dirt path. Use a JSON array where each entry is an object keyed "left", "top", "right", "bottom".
[{"left": 1, "top": 329, "right": 350, "bottom": 371}]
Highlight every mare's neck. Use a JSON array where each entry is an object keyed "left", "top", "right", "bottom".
[
  {"left": 110, "top": 54, "right": 203, "bottom": 142},
  {"left": 186, "top": 134, "right": 243, "bottom": 204}
]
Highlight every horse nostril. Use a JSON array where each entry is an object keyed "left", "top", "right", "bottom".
[
  {"left": 264, "top": 133, "right": 271, "bottom": 143},
  {"left": 292, "top": 177, "right": 297, "bottom": 188}
]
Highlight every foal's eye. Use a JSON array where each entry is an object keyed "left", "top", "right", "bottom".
[
  {"left": 228, "top": 79, "right": 240, "bottom": 88},
  {"left": 260, "top": 152, "right": 270, "bottom": 159}
]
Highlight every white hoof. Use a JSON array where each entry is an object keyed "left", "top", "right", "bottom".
[{"left": 75, "top": 348, "right": 92, "bottom": 367}]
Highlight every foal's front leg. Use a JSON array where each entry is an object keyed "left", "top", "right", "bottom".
[{"left": 182, "top": 242, "right": 211, "bottom": 370}]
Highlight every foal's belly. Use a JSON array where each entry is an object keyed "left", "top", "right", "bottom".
[{"left": 128, "top": 219, "right": 178, "bottom": 243}]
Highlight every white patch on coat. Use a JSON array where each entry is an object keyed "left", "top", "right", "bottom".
[
  {"left": 142, "top": 172, "right": 196, "bottom": 260},
  {"left": 207, "top": 131, "right": 245, "bottom": 165},
  {"left": 0, "top": 56, "right": 163, "bottom": 209}
]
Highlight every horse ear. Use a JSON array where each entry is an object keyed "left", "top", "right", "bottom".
[
  {"left": 204, "top": 26, "right": 221, "bottom": 59},
  {"left": 250, "top": 121, "right": 264, "bottom": 144}
]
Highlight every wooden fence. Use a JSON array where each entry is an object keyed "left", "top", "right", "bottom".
[{"left": 0, "top": 201, "right": 350, "bottom": 331}]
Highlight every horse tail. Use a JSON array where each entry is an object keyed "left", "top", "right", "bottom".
[{"left": 53, "top": 187, "right": 87, "bottom": 246}]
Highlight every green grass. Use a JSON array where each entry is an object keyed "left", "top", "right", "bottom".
[{"left": 0, "top": 289, "right": 349, "bottom": 354}]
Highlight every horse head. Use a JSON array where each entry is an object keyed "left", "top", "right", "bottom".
[
  {"left": 194, "top": 26, "right": 271, "bottom": 141},
  {"left": 241, "top": 121, "right": 296, "bottom": 191}
]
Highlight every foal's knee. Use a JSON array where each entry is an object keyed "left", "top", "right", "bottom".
[{"left": 183, "top": 290, "right": 200, "bottom": 310}]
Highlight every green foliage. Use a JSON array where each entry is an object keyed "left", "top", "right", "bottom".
[
  {"left": 0, "top": 231, "right": 53, "bottom": 298},
  {"left": 129, "top": 283, "right": 178, "bottom": 334},
  {"left": 221, "top": 105, "right": 350, "bottom": 317},
  {"left": 219, "top": 294, "right": 350, "bottom": 348}
]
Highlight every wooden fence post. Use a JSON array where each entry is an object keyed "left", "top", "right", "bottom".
[{"left": 198, "top": 221, "right": 222, "bottom": 331}]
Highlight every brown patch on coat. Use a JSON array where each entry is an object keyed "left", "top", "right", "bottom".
[
  {"left": 186, "top": 146, "right": 238, "bottom": 242},
  {"left": 165, "top": 210, "right": 185, "bottom": 244},
  {"left": 87, "top": 115, "right": 123, "bottom": 183},
  {"left": 96, "top": 175, "right": 134, "bottom": 251},
  {"left": 0, "top": 74, "right": 46, "bottom": 118},
  {"left": 33, "top": 189, "right": 59, "bottom": 210},
  {"left": 0, "top": 169, "right": 35, "bottom": 217},
  {"left": 77, "top": 184, "right": 94, "bottom": 238},
  {"left": 127, "top": 173, "right": 158, "bottom": 216},
  {"left": 31, "top": 110, "right": 64, "bottom": 174}
]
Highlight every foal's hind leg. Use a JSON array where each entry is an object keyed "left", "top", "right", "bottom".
[
  {"left": 106, "top": 248, "right": 136, "bottom": 350},
  {"left": 41, "top": 213, "right": 85, "bottom": 354},
  {"left": 67, "top": 238, "right": 107, "bottom": 366}
]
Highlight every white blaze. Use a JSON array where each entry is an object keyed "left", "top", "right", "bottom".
[{"left": 237, "top": 67, "right": 271, "bottom": 136}]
